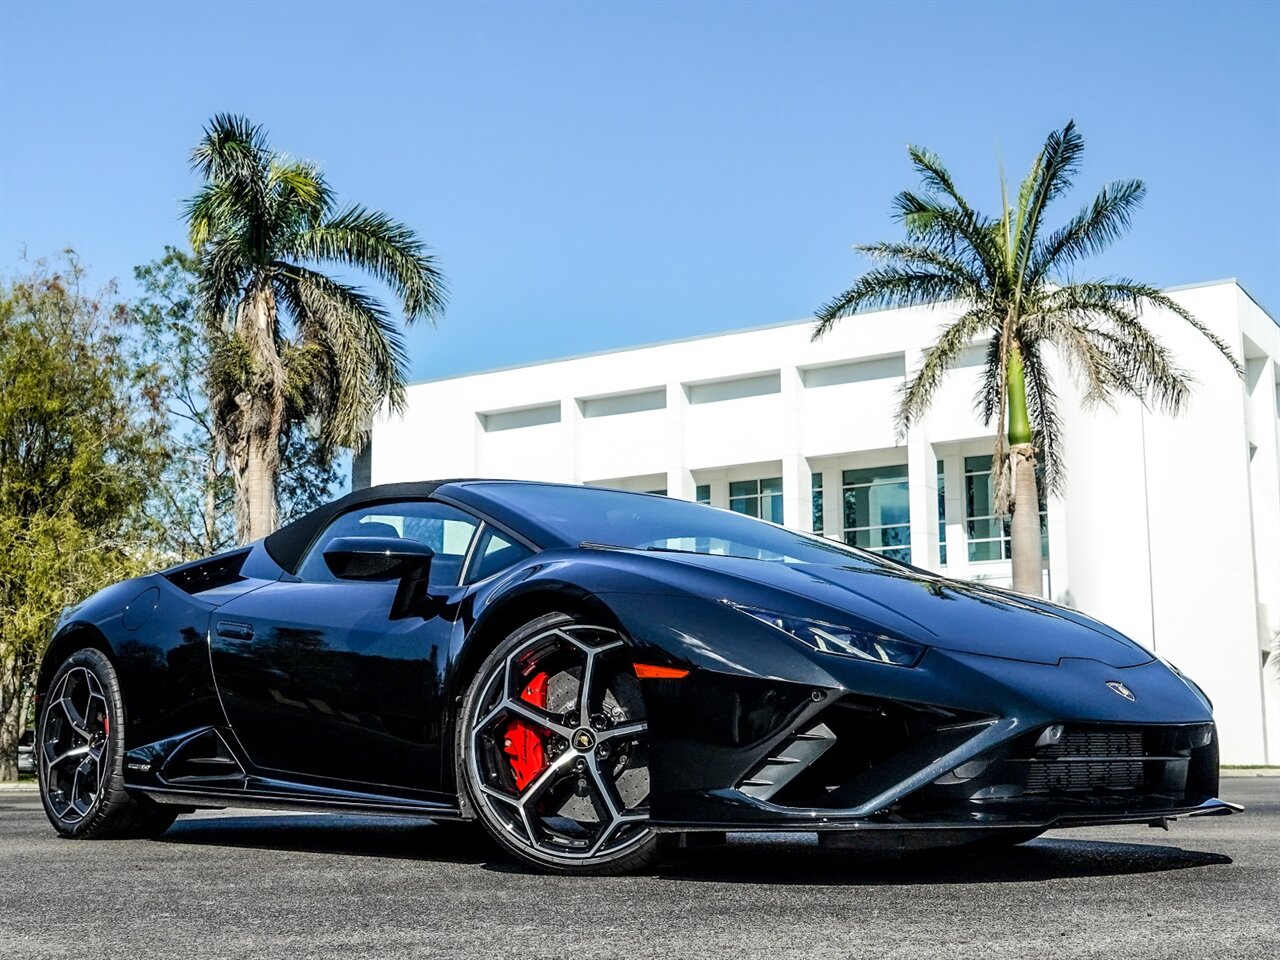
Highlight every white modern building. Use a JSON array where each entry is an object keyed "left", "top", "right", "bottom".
[{"left": 363, "top": 280, "right": 1280, "bottom": 766}]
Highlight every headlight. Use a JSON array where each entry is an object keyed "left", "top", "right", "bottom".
[{"left": 728, "top": 603, "right": 925, "bottom": 667}]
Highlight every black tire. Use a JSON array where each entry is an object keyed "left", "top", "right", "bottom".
[
  {"left": 457, "top": 612, "right": 660, "bottom": 875},
  {"left": 37, "top": 648, "right": 179, "bottom": 839}
]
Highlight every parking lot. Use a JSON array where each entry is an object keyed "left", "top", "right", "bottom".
[{"left": 1, "top": 776, "right": 1276, "bottom": 959}]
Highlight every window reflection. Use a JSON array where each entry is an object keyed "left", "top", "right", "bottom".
[
  {"left": 729, "top": 477, "right": 784, "bottom": 524},
  {"left": 964, "top": 455, "right": 1048, "bottom": 562},
  {"left": 842, "top": 464, "right": 911, "bottom": 563}
]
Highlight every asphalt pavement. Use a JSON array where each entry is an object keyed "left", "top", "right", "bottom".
[{"left": 1, "top": 777, "right": 1276, "bottom": 960}]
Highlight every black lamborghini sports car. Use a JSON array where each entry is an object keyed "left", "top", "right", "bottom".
[{"left": 35, "top": 480, "right": 1239, "bottom": 873}]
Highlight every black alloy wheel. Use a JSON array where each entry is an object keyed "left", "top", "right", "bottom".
[
  {"left": 38, "top": 648, "right": 177, "bottom": 839},
  {"left": 459, "top": 613, "right": 660, "bottom": 874}
]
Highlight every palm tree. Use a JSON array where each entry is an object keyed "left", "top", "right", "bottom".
[
  {"left": 813, "top": 121, "right": 1240, "bottom": 596},
  {"left": 186, "top": 115, "right": 446, "bottom": 542}
]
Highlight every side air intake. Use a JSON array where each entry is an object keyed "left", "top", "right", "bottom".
[
  {"left": 160, "top": 729, "right": 245, "bottom": 784},
  {"left": 162, "top": 549, "right": 250, "bottom": 595}
]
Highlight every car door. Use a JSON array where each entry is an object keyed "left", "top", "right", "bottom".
[{"left": 209, "top": 499, "right": 481, "bottom": 795}]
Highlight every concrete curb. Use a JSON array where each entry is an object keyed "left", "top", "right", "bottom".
[{"left": 0, "top": 782, "right": 38, "bottom": 792}]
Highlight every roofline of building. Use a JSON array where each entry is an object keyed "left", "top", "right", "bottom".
[{"left": 407, "top": 277, "right": 1271, "bottom": 388}]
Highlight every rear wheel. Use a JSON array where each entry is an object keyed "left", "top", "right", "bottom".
[
  {"left": 459, "top": 613, "right": 659, "bottom": 874},
  {"left": 38, "top": 648, "right": 178, "bottom": 839}
]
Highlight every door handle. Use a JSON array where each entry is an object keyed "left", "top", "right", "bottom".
[{"left": 215, "top": 620, "right": 255, "bottom": 641}]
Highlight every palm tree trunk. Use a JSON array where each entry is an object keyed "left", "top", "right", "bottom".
[
  {"left": 1006, "top": 345, "right": 1044, "bottom": 596},
  {"left": 231, "top": 281, "right": 284, "bottom": 543},
  {"left": 0, "top": 654, "right": 25, "bottom": 783}
]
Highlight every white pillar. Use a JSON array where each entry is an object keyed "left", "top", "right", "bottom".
[
  {"left": 822, "top": 466, "right": 843, "bottom": 541},
  {"left": 1243, "top": 355, "right": 1280, "bottom": 764},
  {"left": 710, "top": 478, "right": 730, "bottom": 509},
  {"left": 1045, "top": 489, "right": 1070, "bottom": 604},
  {"left": 665, "top": 380, "right": 695, "bottom": 500},
  {"left": 780, "top": 367, "right": 807, "bottom": 529},
  {"left": 906, "top": 427, "right": 937, "bottom": 569},
  {"left": 942, "top": 452, "right": 969, "bottom": 581},
  {"left": 563, "top": 396, "right": 582, "bottom": 484}
]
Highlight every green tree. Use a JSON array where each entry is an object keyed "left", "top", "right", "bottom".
[
  {"left": 133, "top": 248, "right": 339, "bottom": 561},
  {"left": 186, "top": 115, "right": 447, "bottom": 542},
  {"left": 0, "top": 255, "right": 166, "bottom": 780},
  {"left": 814, "top": 121, "right": 1241, "bottom": 596}
]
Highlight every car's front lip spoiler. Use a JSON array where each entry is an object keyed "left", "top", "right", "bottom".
[
  {"left": 1162, "top": 797, "right": 1244, "bottom": 818},
  {"left": 651, "top": 798, "right": 1244, "bottom": 833}
]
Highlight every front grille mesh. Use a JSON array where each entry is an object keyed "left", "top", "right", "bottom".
[{"left": 1023, "top": 728, "right": 1145, "bottom": 793}]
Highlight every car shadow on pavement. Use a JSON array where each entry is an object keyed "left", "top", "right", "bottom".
[
  {"left": 156, "top": 815, "right": 1232, "bottom": 884},
  {"left": 654, "top": 835, "right": 1233, "bottom": 885},
  {"left": 159, "top": 814, "right": 491, "bottom": 865}
]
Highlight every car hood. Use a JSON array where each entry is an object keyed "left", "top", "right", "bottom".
[{"left": 658, "top": 554, "right": 1153, "bottom": 668}]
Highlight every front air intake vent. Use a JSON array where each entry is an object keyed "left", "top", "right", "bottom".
[
  {"left": 739, "top": 723, "right": 837, "bottom": 801},
  {"left": 1024, "top": 728, "right": 1145, "bottom": 793}
]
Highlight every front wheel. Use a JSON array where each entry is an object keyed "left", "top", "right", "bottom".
[
  {"left": 458, "top": 613, "right": 659, "bottom": 874},
  {"left": 38, "top": 648, "right": 178, "bottom": 839}
]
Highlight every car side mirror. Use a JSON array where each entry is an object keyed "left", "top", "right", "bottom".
[{"left": 322, "top": 536, "right": 435, "bottom": 619}]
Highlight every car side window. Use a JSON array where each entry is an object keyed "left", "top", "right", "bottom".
[
  {"left": 466, "top": 526, "right": 534, "bottom": 584},
  {"left": 297, "top": 500, "right": 481, "bottom": 587}
]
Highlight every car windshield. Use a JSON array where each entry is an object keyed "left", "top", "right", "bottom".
[{"left": 470, "top": 483, "right": 896, "bottom": 567}]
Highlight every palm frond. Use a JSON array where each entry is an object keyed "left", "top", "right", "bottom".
[
  {"left": 812, "top": 266, "right": 970, "bottom": 339},
  {"left": 289, "top": 206, "right": 447, "bottom": 323},
  {"left": 855, "top": 241, "right": 986, "bottom": 293},
  {"left": 186, "top": 182, "right": 242, "bottom": 253},
  {"left": 977, "top": 333, "right": 1003, "bottom": 426},
  {"left": 1029, "top": 180, "right": 1147, "bottom": 283},
  {"left": 1030, "top": 311, "right": 1123, "bottom": 409},
  {"left": 275, "top": 264, "right": 409, "bottom": 448},
  {"left": 907, "top": 146, "right": 978, "bottom": 222},
  {"left": 1049, "top": 279, "right": 1242, "bottom": 376},
  {"left": 1013, "top": 121, "right": 1084, "bottom": 282},
  {"left": 896, "top": 306, "right": 992, "bottom": 435},
  {"left": 268, "top": 159, "right": 334, "bottom": 231},
  {"left": 193, "top": 238, "right": 248, "bottom": 330},
  {"left": 189, "top": 117, "right": 272, "bottom": 258},
  {"left": 1038, "top": 285, "right": 1193, "bottom": 413},
  {"left": 890, "top": 190, "right": 1002, "bottom": 283},
  {"left": 190, "top": 114, "right": 268, "bottom": 182},
  {"left": 1008, "top": 154, "right": 1042, "bottom": 264}
]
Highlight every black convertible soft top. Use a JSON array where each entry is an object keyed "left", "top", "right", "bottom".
[{"left": 262, "top": 481, "right": 448, "bottom": 574}]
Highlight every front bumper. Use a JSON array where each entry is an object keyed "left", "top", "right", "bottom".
[
  {"left": 602, "top": 593, "right": 1238, "bottom": 832},
  {"left": 651, "top": 797, "right": 1244, "bottom": 835}
]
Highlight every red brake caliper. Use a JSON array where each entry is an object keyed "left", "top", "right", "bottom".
[{"left": 503, "top": 672, "right": 549, "bottom": 792}]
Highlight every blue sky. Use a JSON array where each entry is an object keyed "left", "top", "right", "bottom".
[{"left": 2, "top": 0, "right": 1276, "bottom": 382}]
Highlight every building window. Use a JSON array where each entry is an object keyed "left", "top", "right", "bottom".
[
  {"left": 812, "top": 473, "right": 824, "bottom": 535},
  {"left": 842, "top": 465, "right": 910, "bottom": 563},
  {"left": 729, "top": 477, "right": 783, "bottom": 523},
  {"left": 937, "top": 460, "right": 947, "bottom": 566},
  {"left": 695, "top": 484, "right": 711, "bottom": 505},
  {"left": 645, "top": 488, "right": 667, "bottom": 496},
  {"left": 964, "top": 455, "right": 1048, "bottom": 562}
]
